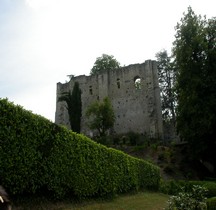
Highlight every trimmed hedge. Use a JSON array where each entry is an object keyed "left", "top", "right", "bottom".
[
  {"left": 0, "top": 98, "right": 160, "bottom": 198},
  {"left": 207, "top": 197, "right": 216, "bottom": 210},
  {"left": 160, "top": 180, "right": 216, "bottom": 198}
]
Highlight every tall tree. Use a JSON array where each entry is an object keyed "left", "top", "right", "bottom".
[
  {"left": 90, "top": 54, "right": 120, "bottom": 75},
  {"left": 156, "top": 50, "right": 176, "bottom": 122},
  {"left": 86, "top": 97, "right": 115, "bottom": 137},
  {"left": 173, "top": 6, "right": 216, "bottom": 174},
  {"left": 58, "top": 82, "right": 82, "bottom": 133}
]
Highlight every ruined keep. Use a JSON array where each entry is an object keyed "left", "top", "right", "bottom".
[{"left": 55, "top": 60, "right": 163, "bottom": 138}]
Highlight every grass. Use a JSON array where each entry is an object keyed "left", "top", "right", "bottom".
[{"left": 13, "top": 192, "right": 169, "bottom": 210}]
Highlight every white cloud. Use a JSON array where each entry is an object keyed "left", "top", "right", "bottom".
[
  {"left": 25, "top": 0, "right": 57, "bottom": 10},
  {"left": 1, "top": 0, "right": 215, "bottom": 121}
]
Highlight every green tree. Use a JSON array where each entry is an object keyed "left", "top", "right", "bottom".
[
  {"left": 173, "top": 6, "right": 216, "bottom": 174},
  {"left": 86, "top": 97, "right": 115, "bottom": 137},
  {"left": 58, "top": 82, "right": 82, "bottom": 133},
  {"left": 90, "top": 54, "right": 120, "bottom": 75},
  {"left": 156, "top": 50, "right": 176, "bottom": 122}
]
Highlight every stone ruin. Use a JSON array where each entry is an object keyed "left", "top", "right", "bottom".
[{"left": 55, "top": 60, "right": 163, "bottom": 139}]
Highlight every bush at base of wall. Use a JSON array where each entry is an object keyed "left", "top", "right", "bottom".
[
  {"left": 160, "top": 180, "right": 216, "bottom": 198},
  {"left": 0, "top": 98, "right": 160, "bottom": 199},
  {"left": 207, "top": 197, "right": 216, "bottom": 210}
]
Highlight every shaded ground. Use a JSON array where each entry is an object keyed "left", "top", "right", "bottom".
[
  {"left": 113, "top": 144, "right": 199, "bottom": 180},
  {"left": 13, "top": 192, "right": 169, "bottom": 210}
]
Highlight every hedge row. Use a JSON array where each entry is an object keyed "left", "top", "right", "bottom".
[
  {"left": 0, "top": 98, "right": 160, "bottom": 198},
  {"left": 207, "top": 197, "right": 216, "bottom": 210},
  {"left": 160, "top": 179, "right": 216, "bottom": 198}
]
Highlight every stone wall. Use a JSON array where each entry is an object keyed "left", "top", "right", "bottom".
[{"left": 55, "top": 60, "right": 163, "bottom": 138}]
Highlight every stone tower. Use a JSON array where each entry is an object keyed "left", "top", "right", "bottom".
[{"left": 55, "top": 60, "right": 163, "bottom": 138}]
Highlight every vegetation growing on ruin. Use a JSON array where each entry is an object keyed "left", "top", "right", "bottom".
[
  {"left": 58, "top": 81, "right": 82, "bottom": 133},
  {"left": 86, "top": 97, "right": 115, "bottom": 137},
  {"left": 90, "top": 54, "right": 121, "bottom": 75},
  {"left": 156, "top": 50, "right": 176, "bottom": 122}
]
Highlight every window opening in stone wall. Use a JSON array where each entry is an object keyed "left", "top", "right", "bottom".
[
  {"left": 134, "top": 76, "right": 141, "bottom": 90},
  {"left": 117, "top": 78, "right": 120, "bottom": 89},
  {"left": 89, "top": 86, "right": 93, "bottom": 95}
]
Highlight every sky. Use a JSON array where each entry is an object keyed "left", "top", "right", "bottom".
[{"left": 0, "top": 0, "right": 215, "bottom": 122}]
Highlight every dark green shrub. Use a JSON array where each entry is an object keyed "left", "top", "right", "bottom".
[
  {"left": 207, "top": 197, "right": 216, "bottom": 210},
  {"left": 160, "top": 180, "right": 184, "bottom": 195},
  {"left": 203, "top": 183, "right": 216, "bottom": 198},
  {"left": 150, "top": 143, "right": 158, "bottom": 151},
  {"left": 170, "top": 156, "right": 176, "bottom": 164},
  {"left": 163, "top": 165, "right": 175, "bottom": 175},
  {"left": 158, "top": 153, "right": 166, "bottom": 161},
  {"left": 112, "top": 134, "right": 121, "bottom": 145},
  {"left": 126, "top": 131, "right": 140, "bottom": 146},
  {"left": 0, "top": 98, "right": 160, "bottom": 199},
  {"left": 188, "top": 181, "right": 216, "bottom": 198},
  {"left": 158, "top": 152, "right": 168, "bottom": 163},
  {"left": 165, "top": 185, "right": 207, "bottom": 210},
  {"left": 132, "top": 145, "right": 147, "bottom": 152},
  {"left": 160, "top": 180, "right": 216, "bottom": 198}
]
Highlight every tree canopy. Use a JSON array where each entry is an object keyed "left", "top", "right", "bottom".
[
  {"left": 173, "top": 6, "right": 216, "bottom": 174},
  {"left": 86, "top": 97, "right": 115, "bottom": 137},
  {"left": 156, "top": 50, "right": 176, "bottom": 122},
  {"left": 58, "top": 82, "right": 82, "bottom": 133},
  {"left": 90, "top": 54, "right": 120, "bottom": 75}
]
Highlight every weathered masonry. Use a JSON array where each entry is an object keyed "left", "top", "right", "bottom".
[{"left": 55, "top": 60, "right": 163, "bottom": 138}]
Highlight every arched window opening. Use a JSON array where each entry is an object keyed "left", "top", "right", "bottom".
[
  {"left": 117, "top": 78, "right": 120, "bottom": 89},
  {"left": 89, "top": 86, "right": 93, "bottom": 95},
  {"left": 134, "top": 76, "right": 141, "bottom": 90}
]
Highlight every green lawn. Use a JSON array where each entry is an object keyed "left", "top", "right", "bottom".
[{"left": 13, "top": 192, "right": 169, "bottom": 210}]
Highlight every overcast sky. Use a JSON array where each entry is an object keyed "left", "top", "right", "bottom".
[{"left": 0, "top": 0, "right": 215, "bottom": 121}]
